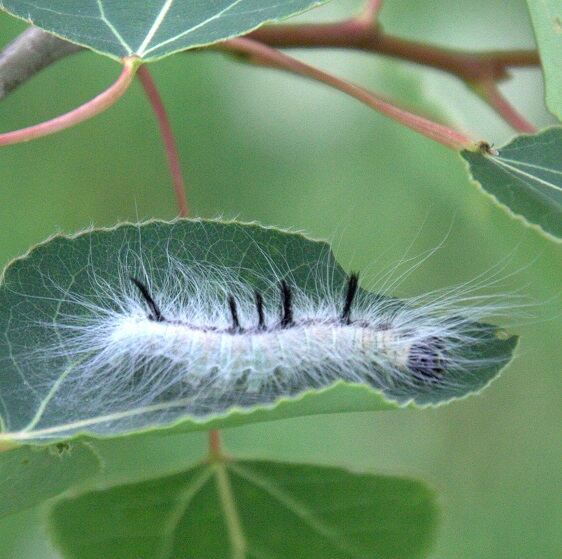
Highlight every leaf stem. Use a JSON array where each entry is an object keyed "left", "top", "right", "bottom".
[
  {"left": 473, "top": 80, "right": 537, "bottom": 133},
  {"left": 357, "top": 0, "right": 384, "bottom": 23},
  {"left": 209, "top": 429, "right": 222, "bottom": 458},
  {"left": 136, "top": 65, "right": 189, "bottom": 217},
  {"left": 219, "top": 37, "right": 475, "bottom": 151},
  {"left": 0, "top": 56, "right": 140, "bottom": 146}
]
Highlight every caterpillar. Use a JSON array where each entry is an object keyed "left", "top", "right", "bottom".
[
  {"left": 0, "top": 220, "right": 517, "bottom": 439},
  {"left": 128, "top": 272, "right": 446, "bottom": 384}
]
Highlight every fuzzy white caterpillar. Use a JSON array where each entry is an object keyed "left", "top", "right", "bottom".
[{"left": 0, "top": 220, "right": 517, "bottom": 440}]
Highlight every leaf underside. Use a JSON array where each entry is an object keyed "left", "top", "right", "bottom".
[
  {"left": 462, "top": 127, "right": 562, "bottom": 242},
  {"left": 526, "top": 0, "right": 562, "bottom": 120},
  {"left": 49, "top": 459, "right": 438, "bottom": 559},
  {"left": 0, "top": 442, "right": 99, "bottom": 519},
  {"left": 0, "top": 0, "right": 330, "bottom": 61},
  {"left": 0, "top": 220, "right": 517, "bottom": 444}
]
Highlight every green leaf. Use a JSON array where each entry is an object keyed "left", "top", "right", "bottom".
[
  {"left": 461, "top": 127, "right": 562, "bottom": 241},
  {"left": 49, "top": 459, "right": 438, "bottom": 559},
  {"left": 0, "top": 0, "right": 329, "bottom": 62},
  {"left": 0, "top": 220, "right": 517, "bottom": 444},
  {"left": 0, "top": 442, "right": 100, "bottom": 518},
  {"left": 526, "top": 0, "right": 562, "bottom": 119}
]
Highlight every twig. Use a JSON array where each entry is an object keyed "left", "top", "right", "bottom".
[
  {"left": 0, "top": 56, "right": 139, "bottom": 146},
  {"left": 474, "top": 80, "right": 537, "bottom": 133},
  {"left": 247, "top": 20, "right": 539, "bottom": 83},
  {"left": 0, "top": 26, "right": 83, "bottom": 101},
  {"left": 219, "top": 37, "right": 475, "bottom": 151},
  {"left": 136, "top": 65, "right": 189, "bottom": 217}
]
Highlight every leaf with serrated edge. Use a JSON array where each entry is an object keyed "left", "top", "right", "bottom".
[
  {"left": 462, "top": 127, "right": 562, "bottom": 242},
  {"left": 0, "top": 220, "right": 517, "bottom": 445},
  {"left": 0, "top": 0, "right": 330, "bottom": 61},
  {"left": 526, "top": 0, "right": 562, "bottom": 120},
  {"left": 49, "top": 459, "right": 438, "bottom": 559},
  {"left": 0, "top": 442, "right": 100, "bottom": 518}
]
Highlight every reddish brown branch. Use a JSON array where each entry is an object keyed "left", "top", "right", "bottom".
[
  {"left": 136, "top": 65, "right": 189, "bottom": 217},
  {"left": 247, "top": 20, "right": 539, "bottom": 83}
]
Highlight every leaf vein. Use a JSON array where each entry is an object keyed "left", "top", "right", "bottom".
[
  {"left": 215, "top": 462, "right": 247, "bottom": 559},
  {"left": 96, "top": 0, "right": 133, "bottom": 55},
  {"left": 158, "top": 466, "right": 214, "bottom": 559},
  {"left": 229, "top": 462, "right": 366, "bottom": 559},
  {"left": 488, "top": 156, "right": 562, "bottom": 195},
  {"left": 142, "top": 0, "right": 246, "bottom": 56},
  {"left": 495, "top": 155, "right": 562, "bottom": 177},
  {"left": 137, "top": 0, "right": 175, "bottom": 56}
]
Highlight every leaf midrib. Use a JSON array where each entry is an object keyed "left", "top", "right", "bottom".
[
  {"left": 490, "top": 156, "right": 562, "bottom": 195},
  {"left": 230, "top": 462, "right": 366, "bottom": 559}
]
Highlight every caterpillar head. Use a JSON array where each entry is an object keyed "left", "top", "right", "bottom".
[{"left": 407, "top": 337, "right": 447, "bottom": 380}]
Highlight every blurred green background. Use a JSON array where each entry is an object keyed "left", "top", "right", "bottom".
[{"left": 0, "top": 0, "right": 560, "bottom": 557}]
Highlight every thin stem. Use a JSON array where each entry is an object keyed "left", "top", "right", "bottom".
[
  {"left": 247, "top": 21, "right": 539, "bottom": 83},
  {"left": 136, "top": 65, "right": 189, "bottom": 217},
  {"left": 0, "top": 56, "right": 139, "bottom": 146},
  {"left": 209, "top": 429, "right": 222, "bottom": 458},
  {"left": 358, "top": 0, "right": 384, "bottom": 23},
  {"left": 474, "top": 80, "right": 537, "bottom": 133},
  {"left": 219, "top": 37, "right": 474, "bottom": 150}
]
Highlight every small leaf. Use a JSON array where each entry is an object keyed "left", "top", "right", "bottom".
[
  {"left": 0, "top": 220, "right": 517, "bottom": 444},
  {"left": 526, "top": 0, "right": 562, "bottom": 119},
  {"left": 49, "top": 459, "right": 438, "bottom": 559},
  {"left": 0, "top": 442, "right": 100, "bottom": 518},
  {"left": 461, "top": 127, "right": 562, "bottom": 241},
  {"left": 0, "top": 0, "right": 330, "bottom": 62}
]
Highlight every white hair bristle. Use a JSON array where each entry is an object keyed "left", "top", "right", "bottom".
[{"left": 0, "top": 221, "right": 518, "bottom": 440}]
